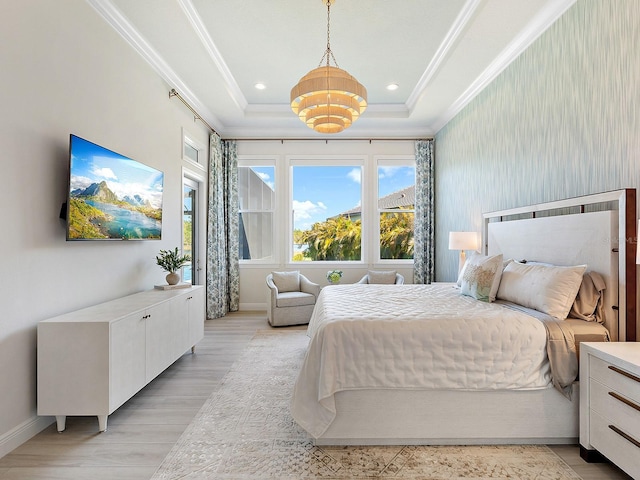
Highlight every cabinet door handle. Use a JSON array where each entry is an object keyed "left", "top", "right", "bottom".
[
  {"left": 608, "top": 365, "right": 640, "bottom": 383},
  {"left": 609, "top": 425, "right": 640, "bottom": 449},
  {"left": 608, "top": 391, "right": 640, "bottom": 412}
]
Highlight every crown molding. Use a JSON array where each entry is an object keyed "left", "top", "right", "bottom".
[
  {"left": 220, "top": 124, "right": 434, "bottom": 140},
  {"left": 176, "top": 0, "right": 247, "bottom": 111},
  {"left": 85, "top": 0, "right": 222, "bottom": 132},
  {"left": 405, "top": 0, "right": 483, "bottom": 113},
  {"left": 431, "top": 0, "right": 577, "bottom": 134}
]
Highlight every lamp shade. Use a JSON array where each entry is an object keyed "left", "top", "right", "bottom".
[
  {"left": 290, "top": 0, "right": 367, "bottom": 134},
  {"left": 291, "top": 66, "right": 367, "bottom": 134},
  {"left": 448, "top": 231, "right": 479, "bottom": 251}
]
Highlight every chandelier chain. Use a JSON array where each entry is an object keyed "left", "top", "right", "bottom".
[
  {"left": 318, "top": 0, "right": 339, "bottom": 69},
  {"left": 291, "top": 0, "right": 366, "bottom": 133}
]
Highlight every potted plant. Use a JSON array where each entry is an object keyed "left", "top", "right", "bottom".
[
  {"left": 326, "top": 269, "right": 343, "bottom": 285},
  {"left": 156, "top": 247, "right": 191, "bottom": 285}
]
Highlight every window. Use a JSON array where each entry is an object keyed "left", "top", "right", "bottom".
[
  {"left": 184, "top": 143, "right": 199, "bottom": 163},
  {"left": 182, "top": 131, "right": 205, "bottom": 166},
  {"left": 292, "top": 164, "right": 363, "bottom": 262},
  {"left": 183, "top": 178, "right": 198, "bottom": 284},
  {"left": 237, "top": 148, "right": 415, "bottom": 266},
  {"left": 238, "top": 164, "right": 275, "bottom": 261},
  {"left": 377, "top": 163, "right": 415, "bottom": 260}
]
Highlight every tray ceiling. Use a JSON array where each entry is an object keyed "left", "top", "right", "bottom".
[{"left": 89, "top": 0, "right": 575, "bottom": 138}]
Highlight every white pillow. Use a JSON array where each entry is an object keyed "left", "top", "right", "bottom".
[
  {"left": 496, "top": 261, "right": 587, "bottom": 319},
  {"left": 459, "top": 253, "right": 503, "bottom": 302},
  {"left": 271, "top": 271, "right": 300, "bottom": 293},
  {"left": 368, "top": 270, "right": 397, "bottom": 284}
]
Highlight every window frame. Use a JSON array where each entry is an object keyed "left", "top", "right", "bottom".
[
  {"left": 182, "top": 128, "right": 206, "bottom": 169},
  {"left": 182, "top": 166, "right": 207, "bottom": 286},
  {"left": 237, "top": 152, "right": 416, "bottom": 267},
  {"left": 288, "top": 155, "right": 367, "bottom": 265}
]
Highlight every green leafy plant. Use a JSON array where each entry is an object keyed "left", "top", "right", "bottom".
[
  {"left": 156, "top": 247, "right": 191, "bottom": 273},
  {"left": 326, "top": 270, "right": 343, "bottom": 283}
]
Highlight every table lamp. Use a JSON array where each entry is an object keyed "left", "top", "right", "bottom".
[{"left": 449, "top": 231, "right": 479, "bottom": 276}]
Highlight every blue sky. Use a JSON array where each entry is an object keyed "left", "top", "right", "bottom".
[
  {"left": 69, "top": 135, "right": 164, "bottom": 208},
  {"left": 251, "top": 165, "right": 415, "bottom": 231}
]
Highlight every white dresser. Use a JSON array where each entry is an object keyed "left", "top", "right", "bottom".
[
  {"left": 37, "top": 285, "right": 205, "bottom": 432},
  {"left": 580, "top": 342, "right": 640, "bottom": 479}
]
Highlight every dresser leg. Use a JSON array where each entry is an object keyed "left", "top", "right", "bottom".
[
  {"left": 580, "top": 445, "right": 607, "bottom": 463},
  {"left": 55, "top": 416, "right": 66, "bottom": 433},
  {"left": 97, "top": 415, "right": 108, "bottom": 432}
]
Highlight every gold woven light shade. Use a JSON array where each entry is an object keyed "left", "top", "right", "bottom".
[
  {"left": 290, "top": 1, "right": 367, "bottom": 134},
  {"left": 291, "top": 66, "right": 367, "bottom": 134}
]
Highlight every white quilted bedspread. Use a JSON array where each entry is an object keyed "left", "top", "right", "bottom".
[{"left": 291, "top": 283, "right": 552, "bottom": 438}]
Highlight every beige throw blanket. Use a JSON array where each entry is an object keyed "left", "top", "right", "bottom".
[
  {"left": 540, "top": 317, "right": 578, "bottom": 399},
  {"left": 498, "top": 301, "right": 578, "bottom": 399}
]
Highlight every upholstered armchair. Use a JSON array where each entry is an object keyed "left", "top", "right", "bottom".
[
  {"left": 357, "top": 270, "right": 405, "bottom": 285},
  {"left": 266, "top": 271, "right": 321, "bottom": 327}
]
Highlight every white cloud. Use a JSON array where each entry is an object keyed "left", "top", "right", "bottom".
[
  {"left": 69, "top": 175, "right": 94, "bottom": 191},
  {"left": 92, "top": 166, "right": 118, "bottom": 180},
  {"left": 378, "top": 166, "right": 398, "bottom": 179},
  {"left": 293, "top": 200, "right": 327, "bottom": 221},
  {"left": 254, "top": 171, "right": 274, "bottom": 190},
  {"left": 347, "top": 168, "right": 361, "bottom": 184}
]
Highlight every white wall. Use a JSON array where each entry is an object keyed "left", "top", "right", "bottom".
[
  {"left": 0, "top": 1, "right": 209, "bottom": 456},
  {"left": 237, "top": 140, "right": 416, "bottom": 310}
]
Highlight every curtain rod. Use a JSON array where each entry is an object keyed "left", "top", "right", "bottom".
[
  {"left": 169, "top": 89, "right": 217, "bottom": 135},
  {"left": 226, "top": 138, "right": 434, "bottom": 142}
]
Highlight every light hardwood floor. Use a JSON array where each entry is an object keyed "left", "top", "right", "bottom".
[{"left": 0, "top": 311, "right": 631, "bottom": 479}]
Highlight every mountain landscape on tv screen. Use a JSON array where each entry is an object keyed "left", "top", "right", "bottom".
[{"left": 68, "top": 180, "right": 162, "bottom": 240}]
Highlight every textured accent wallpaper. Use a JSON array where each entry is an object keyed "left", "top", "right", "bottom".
[{"left": 435, "top": 0, "right": 640, "bottom": 281}]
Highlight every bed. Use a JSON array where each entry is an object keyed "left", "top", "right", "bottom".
[{"left": 291, "top": 190, "right": 637, "bottom": 445}]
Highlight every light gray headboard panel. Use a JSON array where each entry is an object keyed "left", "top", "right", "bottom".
[
  {"left": 483, "top": 189, "right": 636, "bottom": 342},
  {"left": 487, "top": 211, "right": 618, "bottom": 340}
]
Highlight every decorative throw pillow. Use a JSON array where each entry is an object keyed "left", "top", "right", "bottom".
[
  {"left": 459, "top": 253, "right": 504, "bottom": 302},
  {"left": 368, "top": 270, "right": 397, "bottom": 284},
  {"left": 271, "top": 271, "right": 300, "bottom": 293},
  {"left": 496, "top": 261, "right": 587, "bottom": 319}
]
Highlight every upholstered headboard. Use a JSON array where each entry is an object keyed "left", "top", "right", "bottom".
[{"left": 483, "top": 189, "right": 636, "bottom": 342}]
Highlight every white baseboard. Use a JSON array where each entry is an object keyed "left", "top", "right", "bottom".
[
  {"left": 0, "top": 415, "right": 54, "bottom": 458},
  {"left": 238, "top": 303, "right": 266, "bottom": 311}
]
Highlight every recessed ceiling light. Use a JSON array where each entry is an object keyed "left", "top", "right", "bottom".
[
  {"left": 386, "top": 83, "right": 399, "bottom": 91},
  {"left": 254, "top": 83, "right": 266, "bottom": 90}
]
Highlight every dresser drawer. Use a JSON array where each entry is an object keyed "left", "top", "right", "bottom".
[
  {"left": 590, "top": 356, "right": 640, "bottom": 404},
  {"left": 590, "top": 410, "right": 640, "bottom": 479},
  {"left": 590, "top": 379, "right": 640, "bottom": 435}
]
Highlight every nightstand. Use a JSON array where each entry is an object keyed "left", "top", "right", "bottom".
[{"left": 580, "top": 342, "right": 640, "bottom": 479}]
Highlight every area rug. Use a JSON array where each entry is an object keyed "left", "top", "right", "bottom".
[{"left": 151, "top": 330, "right": 581, "bottom": 480}]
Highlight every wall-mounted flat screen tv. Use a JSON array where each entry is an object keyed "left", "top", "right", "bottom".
[{"left": 66, "top": 134, "right": 164, "bottom": 240}]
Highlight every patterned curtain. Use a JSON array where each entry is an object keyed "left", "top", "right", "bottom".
[
  {"left": 206, "top": 134, "right": 239, "bottom": 318},
  {"left": 413, "top": 139, "right": 435, "bottom": 284}
]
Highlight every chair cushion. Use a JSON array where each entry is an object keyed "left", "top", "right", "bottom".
[
  {"left": 276, "top": 291, "right": 316, "bottom": 307},
  {"left": 368, "top": 270, "right": 397, "bottom": 284},
  {"left": 271, "top": 271, "right": 300, "bottom": 293}
]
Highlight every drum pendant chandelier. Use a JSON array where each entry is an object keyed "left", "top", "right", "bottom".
[{"left": 290, "top": 0, "right": 367, "bottom": 134}]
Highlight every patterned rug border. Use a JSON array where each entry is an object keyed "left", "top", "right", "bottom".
[{"left": 151, "top": 329, "right": 582, "bottom": 480}]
